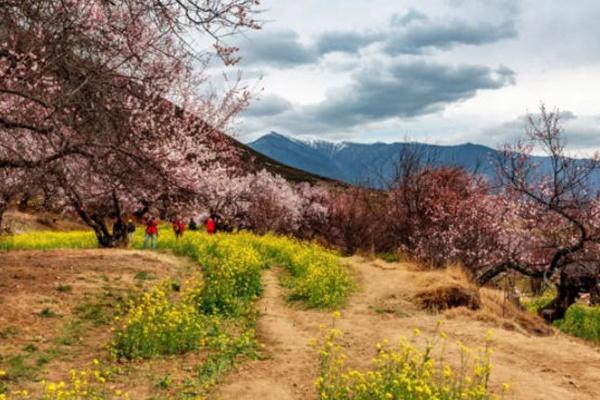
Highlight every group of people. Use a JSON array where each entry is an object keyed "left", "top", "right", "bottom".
[{"left": 136, "top": 214, "right": 219, "bottom": 249}]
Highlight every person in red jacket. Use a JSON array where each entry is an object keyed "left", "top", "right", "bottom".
[
  {"left": 143, "top": 216, "right": 159, "bottom": 249},
  {"left": 205, "top": 215, "right": 216, "bottom": 235},
  {"left": 172, "top": 216, "right": 186, "bottom": 239}
]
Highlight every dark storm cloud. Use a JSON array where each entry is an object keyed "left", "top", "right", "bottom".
[
  {"left": 383, "top": 11, "right": 517, "bottom": 55},
  {"left": 314, "top": 31, "right": 383, "bottom": 55},
  {"left": 238, "top": 8, "right": 517, "bottom": 67},
  {"left": 238, "top": 30, "right": 316, "bottom": 67},
  {"left": 315, "top": 62, "right": 514, "bottom": 122},
  {"left": 266, "top": 61, "right": 516, "bottom": 134}
]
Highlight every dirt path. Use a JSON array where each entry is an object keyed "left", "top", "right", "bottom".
[
  {"left": 214, "top": 268, "right": 321, "bottom": 399},
  {"left": 215, "top": 257, "right": 600, "bottom": 400}
]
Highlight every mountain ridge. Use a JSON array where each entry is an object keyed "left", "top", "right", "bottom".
[{"left": 248, "top": 132, "right": 499, "bottom": 186}]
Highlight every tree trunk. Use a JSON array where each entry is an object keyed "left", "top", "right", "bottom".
[
  {"left": 71, "top": 191, "right": 129, "bottom": 248},
  {"left": 18, "top": 192, "right": 30, "bottom": 211},
  {"left": 94, "top": 229, "right": 128, "bottom": 248},
  {"left": 539, "top": 283, "right": 579, "bottom": 323},
  {"left": 538, "top": 264, "right": 597, "bottom": 322},
  {"left": 590, "top": 283, "right": 600, "bottom": 306},
  {"left": 530, "top": 277, "right": 544, "bottom": 296},
  {"left": 591, "top": 284, "right": 600, "bottom": 306},
  {"left": 0, "top": 204, "right": 6, "bottom": 233}
]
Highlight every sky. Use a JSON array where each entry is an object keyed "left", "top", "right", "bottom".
[{"left": 210, "top": 0, "right": 600, "bottom": 154}]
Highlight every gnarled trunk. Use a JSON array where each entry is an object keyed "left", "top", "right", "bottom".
[
  {"left": 539, "top": 263, "right": 598, "bottom": 322},
  {"left": 73, "top": 190, "right": 129, "bottom": 248}
]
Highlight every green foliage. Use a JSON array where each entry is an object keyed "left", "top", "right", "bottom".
[
  {"left": 21, "top": 344, "right": 37, "bottom": 353},
  {"left": 56, "top": 284, "right": 72, "bottom": 293},
  {"left": 377, "top": 252, "right": 400, "bottom": 263},
  {"left": 134, "top": 271, "right": 157, "bottom": 281},
  {"left": 556, "top": 305, "right": 600, "bottom": 342},
  {"left": 37, "top": 308, "right": 58, "bottom": 318},
  {"left": 112, "top": 278, "right": 208, "bottom": 359},
  {"left": 252, "top": 233, "right": 354, "bottom": 308},
  {"left": 5, "top": 355, "right": 35, "bottom": 381},
  {"left": 0, "top": 326, "right": 19, "bottom": 339},
  {"left": 526, "top": 290, "right": 600, "bottom": 342},
  {"left": 522, "top": 289, "right": 555, "bottom": 313},
  {"left": 3, "top": 228, "right": 355, "bottom": 397}
]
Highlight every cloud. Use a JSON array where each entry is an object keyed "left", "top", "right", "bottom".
[
  {"left": 312, "top": 61, "right": 514, "bottom": 126},
  {"left": 479, "top": 111, "right": 600, "bottom": 153},
  {"left": 383, "top": 12, "right": 517, "bottom": 55},
  {"left": 237, "top": 8, "right": 517, "bottom": 68},
  {"left": 248, "top": 60, "right": 515, "bottom": 136},
  {"left": 314, "top": 31, "right": 382, "bottom": 55},
  {"left": 243, "top": 94, "right": 293, "bottom": 117},
  {"left": 390, "top": 9, "right": 429, "bottom": 26},
  {"left": 238, "top": 30, "right": 316, "bottom": 67}
]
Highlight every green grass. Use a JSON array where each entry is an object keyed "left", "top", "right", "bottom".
[
  {"left": 5, "top": 354, "right": 36, "bottom": 380},
  {"left": 525, "top": 290, "right": 600, "bottom": 342},
  {"left": 556, "top": 305, "right": 600, "bottom": 342},
  {"left": 2, "top": 228, "right": 356, "bottom": 397},
  {"left": 37, "top": 307, "right": 59, "bottom": 318},
  {"left": 0, "top": 326, "right": 20, "bottom": 339},
  {"left": 522, "top": 289, "right": 555, "bottom": 313},
  {"left": 21, "top": 344, "right": 38, "bottom": 353},
  {"left": 134, "top": 271, "right": 157, "bottom": 281},
  {"left": 56, "top": 284, "right": 73, "bottom": 293}
]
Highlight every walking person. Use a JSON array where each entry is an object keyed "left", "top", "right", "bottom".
[
  {"left": 205, "top": 215, "right": 216, "bottom": 235},
  {"left": 172, "top": 216, "right": 185, "bottom": 239},
  {"left": 126, "top": 219, "right": 136, "bottom": 243},
  {"left": 143, "top": 216, "right": 159, "bottom": 249}
]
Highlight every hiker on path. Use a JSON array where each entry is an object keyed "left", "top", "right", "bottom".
[
  {"left": 126, "top": 219, "right": 136, "bottom": 243},
  {"left": 172, "top": 216, "right": 185, "bottom": 239},
  {"left": 143, "top": 216, "right": 159, "bottom": 249},
  {"left": 188, "top": 218, "right": 198, "bottom": 231},
  {"left": 205, "top": 215, "right": 216, "bottom": 235}
]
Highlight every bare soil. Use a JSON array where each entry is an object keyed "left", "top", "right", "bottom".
[
  {"left": 214, "top": 257, "right": 600, "bottom": 400},
  {"left": 3, "top": 210, "right": 88, "bottom": 233},
  {"left": 2, "top": 251, "right": 600, "bottom": 399},
  {"left": 0, "top": 249, "right": 198, "bottom": 397}
]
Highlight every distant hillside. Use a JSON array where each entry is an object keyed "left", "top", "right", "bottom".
[
  {"left": 248, "top": 132, "right": 498, "bottom": 186},
  {"left": 206, "top": 129, "right": 335, "bottom": 184},
  {"left": 248, "top": 132, "right": 600, "bottom": 188}
]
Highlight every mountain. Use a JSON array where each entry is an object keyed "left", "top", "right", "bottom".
[
  {"left": 211, "top": 130, "right": 335, "bottom": 184},
  {"left": 248, "top": 132, "right": 499, "bottom": 186},
  {"left": 248, "top": 132, "right": 600, "bottom": 189}
]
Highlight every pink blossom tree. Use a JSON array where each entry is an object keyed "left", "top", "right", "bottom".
[
  {"left": 478, "top": 105, "right": 600, "bottom": 321},
  {"left": 0, "top": 0, "right": 261, "bottom": 246}
]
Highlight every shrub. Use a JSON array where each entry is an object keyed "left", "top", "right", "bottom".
[
  {"left": 315, "top": 321, "right": 508, "bottom": 400},
  {"left": 0, "top": 366, "right": 130, "bottom": 399},
  {"left": 556, "top": 305, "right": 600, "bottom": 342},
  {"left": 254, "top": 234, "right": 354, "bottom": 308},
  {"left": 0, "top": 231, "right": 96, "bottom": 251},
  {"left": 112, "top": 277, "right": 206, "bottom": 359},
  {"left": 522, "top": 289, "right": 556, "bottom": 313}
]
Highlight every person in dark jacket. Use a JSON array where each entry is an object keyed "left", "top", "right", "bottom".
[
  {"left": 126, "top": 219, "right": 136, "bottom": 243},
  {"left": 172, "top": 217, "right": 186, "bottom": 239},
  {"left": 188, "top": 218, "right": 198, "bottom": 231}
]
